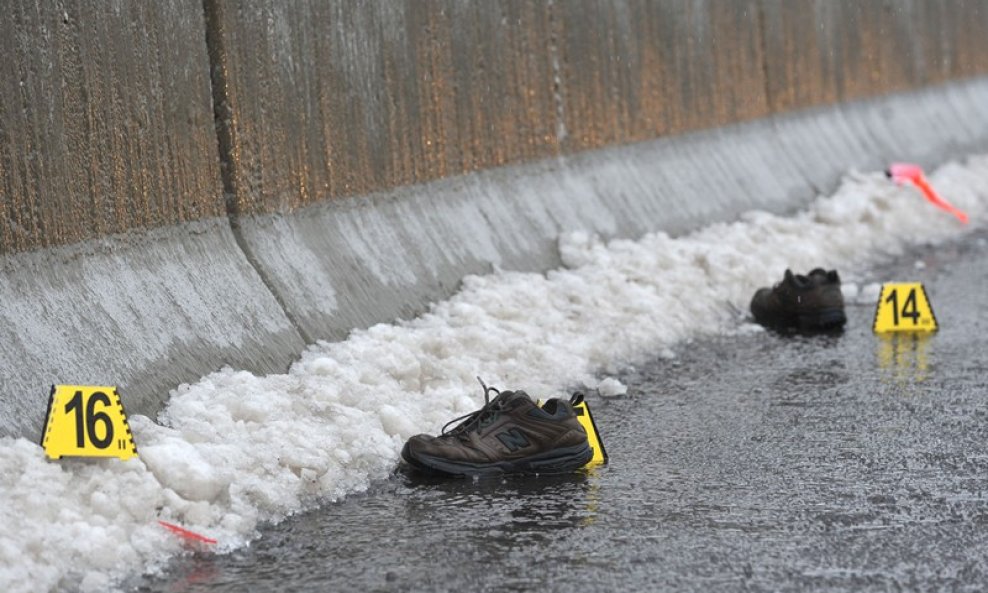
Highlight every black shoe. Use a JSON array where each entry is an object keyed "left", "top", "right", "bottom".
[
  {"left": 401, "top": 380, "right": 593, "bottom": 477},
  {"left": 750, "top": 268, "right": 846, "bottom": 330}
]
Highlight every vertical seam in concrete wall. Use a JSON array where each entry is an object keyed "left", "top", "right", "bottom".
[
  {"left": 754, "top": 0, "right": 775, "bottom": 115},
  {"left": 201, "top": 0, "right": 313, "bottom": 345},
  {"left": 547, "top": 0, "right": 568, "bottom": 145}
]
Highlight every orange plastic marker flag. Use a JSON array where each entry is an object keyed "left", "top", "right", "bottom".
[
  {"left": 158, "top": 520, "right": 218, "bottom": 545},
  {"left": 886, "top": 163, "right": 968, "bottom": 224}
]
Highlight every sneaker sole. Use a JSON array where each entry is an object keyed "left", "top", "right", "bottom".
[
  {"left": 402, "top": 442, "right": 594, "bottom": 477},
  {"left": 798, "top": 308, "right": 847, "bottom": 330}
]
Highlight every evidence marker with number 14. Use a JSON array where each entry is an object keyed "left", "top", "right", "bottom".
[
  {"left": 873, "top": 283, "right": 938, "bottom": 333},
  {"left": 40, "top": 385, "right": 138, "bottom": 460}
]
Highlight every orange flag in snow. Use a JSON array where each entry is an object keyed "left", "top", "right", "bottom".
[{"left": 886, "top": 163, "right": 968, "bottom": 224}]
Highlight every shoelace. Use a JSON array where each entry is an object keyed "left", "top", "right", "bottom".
[{"left": 441, "top": 377, "right": 504, "bottom": 438}]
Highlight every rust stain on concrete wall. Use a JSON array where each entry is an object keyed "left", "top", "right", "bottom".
[{"left": 762, "top": 0, "right": 988, "bottom": 113}]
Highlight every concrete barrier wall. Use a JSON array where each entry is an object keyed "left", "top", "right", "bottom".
[
  {"left": 207, "top": 1, "right": 569, "bottom": 215},
  {"left": 210, "top": 0, "right": 988, "bottom": 215},
  {"left": 0, "top": 0, "right": 224, "bottom": 253},
  {"left": 2, "top": 0, "right": 988, "bottom": 438},
  {"left": 0, "top": 1, "right": 306, "bottom": 437},
  {"left": 210, "top": 0, "right": 774, "bottom": 213},
  {"left": 762, "top": 0, "right": 988, "bottom": 111},
  {"left": 554, "top": 1, "right": 770, "bottom": 150},
  {"left": 5, "top": 0, "right": 988, "bottom": 248}
]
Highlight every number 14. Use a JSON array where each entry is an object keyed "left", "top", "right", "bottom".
[{"left": 885, "top": 287, "right": 921, "bottom": 326}]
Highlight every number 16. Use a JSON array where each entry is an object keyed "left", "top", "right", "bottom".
[{"left": 64, "top": 390, "right": 115, "bottom": 449}]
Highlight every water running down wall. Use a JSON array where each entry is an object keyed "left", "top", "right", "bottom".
[{"left": 1, "top": 1, "right": 988, "bottom": 439}]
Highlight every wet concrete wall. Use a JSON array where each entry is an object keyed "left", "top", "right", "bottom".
[
  {"left": 211, "top": 0, "right": 988, "bottom": 215},
  {"left": 2, "top": 0, "right": 988, "bottom": 439},
  {"left": 762, "top": 0, "right": 988, "bottom": 112},
  {"left": 0, "top": 0, "right": 224, "bottom": 253},
  {"left": 207, "top": 0, "right": 771, "bottom": 213}
]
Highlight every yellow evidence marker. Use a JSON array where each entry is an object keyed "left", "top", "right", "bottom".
[
  {"left": 873, "top": 283, "right": 938, "bottom": 333},
  {"left": 40, "top": 385, "right": 138, "bottom": 460},
  {"left": 572, "top": 397, "right": 608, "bottom": 468}
]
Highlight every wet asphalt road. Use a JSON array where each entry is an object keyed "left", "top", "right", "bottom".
[{"left": 135, "top": 231, "right": 988, "bottom": 593}]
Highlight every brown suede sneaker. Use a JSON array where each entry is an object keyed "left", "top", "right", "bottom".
[
  {"left": 401, "top": 381, "right": 592, "bottom": 477},
  {"left": 750, "top": 268, "right": 846, "bottom": 331}
]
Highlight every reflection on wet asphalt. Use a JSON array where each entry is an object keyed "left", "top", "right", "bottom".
[{"left": 136, "top": 232, "right": 988, "bottom": 592}]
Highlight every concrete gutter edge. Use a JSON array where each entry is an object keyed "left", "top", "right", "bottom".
[{"left": 0, "top": 218, "right": 305, "bottom": 439}]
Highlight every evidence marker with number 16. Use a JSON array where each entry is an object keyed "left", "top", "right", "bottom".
[
  {"left": 40, "top": 385, "right": 138, "bottom": 460},
  {"left": 873, "top": 283, "right": 938, "bottom": 334}
]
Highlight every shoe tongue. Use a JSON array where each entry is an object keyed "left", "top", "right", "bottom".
[
  {"left": 785, "top": 269, "right": 809, "bottom": 288},
  {"left": 806, "top": 268, "right": 839, "bottom": 285},
  {"left": 494, "top": 390, "right": 533, "bottom": 409}
]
